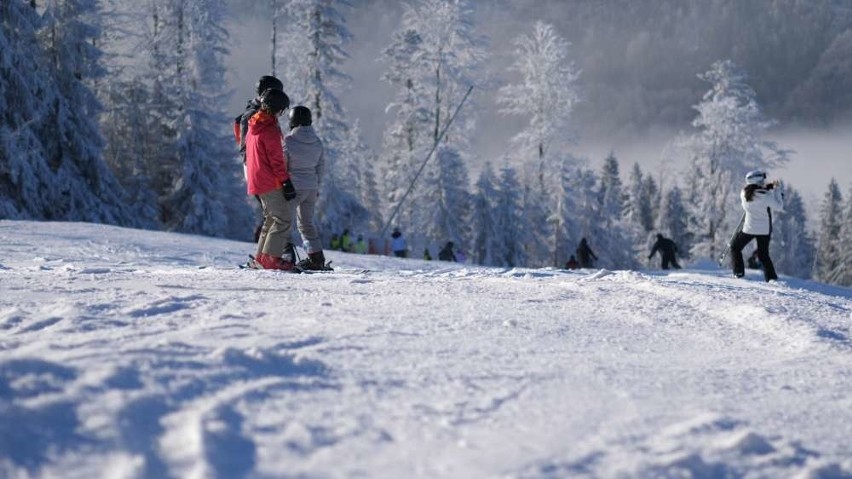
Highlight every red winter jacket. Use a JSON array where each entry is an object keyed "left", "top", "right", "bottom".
[{"left": 245, "top": 111, "right": 290, "bottom": 196}]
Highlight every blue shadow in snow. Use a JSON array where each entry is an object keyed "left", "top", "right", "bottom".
[
  {"left": 0, "top": 359, "right": 88, "bottom": 472},
  {"left": 204, "top": 406, "right": 256, "bottom": 479}
]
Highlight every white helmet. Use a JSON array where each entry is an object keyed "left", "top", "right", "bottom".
[{"left": 745, "top": 170, "right": 767, "bottom": 186}]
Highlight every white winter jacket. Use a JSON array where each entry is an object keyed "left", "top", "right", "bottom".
[{"left": 741, "top": 186, "right": 784, "bottom": 235}]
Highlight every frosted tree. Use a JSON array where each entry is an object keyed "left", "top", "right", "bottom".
[
  {"left": 379, "top": 0, "right": 486, "bottom": 243},
  {"left": 644, "top": 174, "right": 660, "bottom": 230},
  {"left": 498, "top": 21, "right": 580, "bottom": 266},
  {"left": 471, "top": 162, "right": 499, "bottom": 265},
  {"left": 346, "top": 121, "right": 382, "bottom": 233},
  {"left": 0, "top": 0, "right": 56, "bottom": 219},
  {"left": 411, "top": 145, "right": 471, "bottom": 249},
  {"left": 493, "top": 165, "right": 529, "bottom": 267},
  {"left": 139, "top": 0, "right": 181, "bottom": 221},
  {"left": 770, "top": 185, "right": 814, "bottom": 279},
  {"left": 324, "top": 119, "right": 372, "bottom": 234},
  {"left": 99, "top": 78, "right": 160, "bottom": 227},
  {"left": 834, "top": 185, "right": 852, "bottom": 286},
  {"left": 814, "top": 179, "right": 843, "bottom": 283},
  {"left": 380, "top": 26, "right": 430, "bottom": 224},
  {"left": 97, "top": 0, "right": 193, "bottom": 231},
  {"left": 549, "top": 159, "right": 580, "bottom": 267},
  {"left": 275, "top": 0, "right": 370, "bottom": 238},
  {"left": 520, "top": 179, "right": 551, "bottom": 267},
  {"left": 594, "top": 154, "right": 639, "bottom": 269},
  {"left": 147, "top": 0, "right": 253, "bottom": 239},
  {"left": 567, "top": 167, "right": 605, "bottom": 265},
  {"left": 624, "top": 163, "right": 654, "bottom": 234},
  {"left": 95, "top": 0, "right": 177, "bottom": 230},
  {"left": 599, "top": 153, "right": 624, "bottom": 214},
  {"left": 498, "top": 21, "right": 580, "bottom": 193},
  {"left": 657, "top": 186, "right": 692, "bottom": 260},
  {"left": 16, "top": 0, "right": 138, "bottom": 225},
  {"left": 685, "top": 60, "right": 790, "bottom": 260}
]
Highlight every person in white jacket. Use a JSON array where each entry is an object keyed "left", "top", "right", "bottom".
[{"left": 730, "top": 170, "right": 785, "bottom": 281}]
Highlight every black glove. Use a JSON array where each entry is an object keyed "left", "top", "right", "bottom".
[{"left": 282, "top": 179, "right": 297, "bottom": 201}]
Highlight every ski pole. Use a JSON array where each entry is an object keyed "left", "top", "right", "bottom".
[{"left": 380, "top": 85, "right": 475, "bottom": 239}]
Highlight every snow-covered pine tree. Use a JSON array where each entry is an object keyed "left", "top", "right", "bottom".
[
  {"left": 594, "top": 153, "right": 639, "bottom": 269},
  {"left": 99, "top": 77, "right": 160, "bottom": 227},
  {"left": 520, "top": 178, "right": 551, "bottom": 267},
  {"left": 276, "top": 0, "right": 369, "bottom": 240},
  {"left": 1, "top": 0, "right": 57, "bottom": 219},
  {"left": 569, "top": 167, "right": 601, "bottom": 260},
  {"left": 624, "top": 163, "right": 654, "bottom": 235},
  {"left": 97, "top": 0, "right": 166, "bottom": 228},
  {"left": 346, "top": 120, "right": 382, "bottom": 233},
  {"left": 22, "top": 0, "right": 138, "bottom": 225},
  {"left": 684, "top": 60, "right": 790, "bottom": 260},
  {"left": 657, "top": 186, "right": 692, "bottom": 261},
  {"left": 154, "top": 0, "right": 254, "bottom": 239},
  {"left": 832, "top": 184, "right": 852, "bottom": 286},
  {"left": 498, "top": 21, "right": 580, "bottom": 192},
  {"left": 549, "top": 158, "right": 580, "bottom": 268},
  {"left": 643, "top": 173, "right": 660, "bottom": 231},
  {"left": 380, "top": 25, "right": 430, "bottom": 227},
  {"left": 471, "top": 162, "right": 499, "bottom": 265},
  {"left": 493, "top": 165, "right": 529, "bottom": 267},
  {"left": 770, "top": 185, "right": 814, "bottom": 279},
  {"left": 141, "top": 0, "right": 182, "bottom": 227},
  {"left": 99, "top": 0, "right": 203, "bottom": 233},
  {"left": 411, "top": 145, "right": 472, "bottom": 250},
  {"left": 498, "top": 21, "right": 579, "bottom": 267},
  {"left": 815, "top": 179, "right": 843, "bottom": 283},
  {"left": 378, "top": 0, "right": 485, "bottom": 248}
]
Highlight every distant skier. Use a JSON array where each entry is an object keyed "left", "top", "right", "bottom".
[
  {"left": 340, "top": 229, "right": 352, "bottom": 252},
  {"left": 730, "top": 170, "right": 784, "bottom": 282},
  {"left": 575, "top": 237, "right": 597, "bottom": 268},
  {"left": 353, "top": 235, "right": 367, "bottom": 254},
  {"left": 438, "top": 241, "right": 457, "bottom": 262},
  {"left": 564, "top": 255, "right": 579, "bottom": 270},
  {"left": 391, "top": 229, "right": 407, "bottom": 258},
  {"left": 648, "top": 233, "right": 681, "bottom": 270},
  {"left": 245, "top": 88, "right": 297, "bottom": 270}
]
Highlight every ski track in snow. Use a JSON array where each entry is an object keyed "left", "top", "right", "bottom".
[{"left": 1, "top": 221, "right": 852, "bottom": 478}]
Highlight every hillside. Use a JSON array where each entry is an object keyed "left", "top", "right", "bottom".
[{"left": 1, "top": 221, "right": 851, "bottom": 478}]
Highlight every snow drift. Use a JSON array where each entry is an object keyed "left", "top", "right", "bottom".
[{"left": 1, "top": 220, "right": 851, "bottom": 478}]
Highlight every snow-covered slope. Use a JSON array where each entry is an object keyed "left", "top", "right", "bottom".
[{"left": 1, "top": 220, "right": 851, "bottom": 478}]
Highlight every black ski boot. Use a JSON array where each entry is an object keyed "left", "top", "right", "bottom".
[{"left": 298, "top": 251, "right": 331, "bottom": 271}]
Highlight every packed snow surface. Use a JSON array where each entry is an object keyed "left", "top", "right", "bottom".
[{"left": 1, "top": 221, "right": 852, "bottom": 478}]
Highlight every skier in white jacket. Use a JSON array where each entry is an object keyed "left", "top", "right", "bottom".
[{"left": 730, "top": 170, "right": 785, "bottom": 281}]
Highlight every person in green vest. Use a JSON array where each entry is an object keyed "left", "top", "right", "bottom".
[{"left": 354, "top": 235, "right": 367, "bottom": 254}]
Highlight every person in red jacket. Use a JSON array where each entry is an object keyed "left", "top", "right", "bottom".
[{"left": 245, "top": 88, "right": 298, "bottom": 270}]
